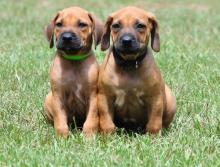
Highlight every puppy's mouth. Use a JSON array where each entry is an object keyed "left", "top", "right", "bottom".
[
  {"left": 56, "top": 32, "right": 84, "bottom": 55},
  {"left": 114, "top": 45, "right": 140, "bottom": 60},
  {"left": 112, "top": 47, "right": 148, "bottom": 69},
  {"left": 57, "top": 45, "right": 83, "bottom": 55},
  {"left": 114, "top": 35, "right": 141, "bottom": 60}
]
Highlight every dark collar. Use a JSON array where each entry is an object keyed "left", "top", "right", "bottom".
[{"left": 112, "top": 47, "right": 148, "bottom": 69}]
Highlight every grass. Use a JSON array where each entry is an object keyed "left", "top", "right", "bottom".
[{"left": 0, "top": 0, "right": 220, "bottom": 166}]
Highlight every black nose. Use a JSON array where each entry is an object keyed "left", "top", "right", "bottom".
[
  {"left": 121, "top": 35, "right": 133, "bottom": 47},
  {"left": 62, "top": 32, "right": 75, "bottom": 41}
]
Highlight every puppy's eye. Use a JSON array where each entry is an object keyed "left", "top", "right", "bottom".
[
  {"left": 112, "top": 23, "right": 121, "bottom": 31},
  {"left": 136, "top": 23, "right": 146, "bottom": 30},
  {"left": 79, "top": 22, "right": 88, "bottom": 28},
  {"left": 56, "top": 22, "right": 62, "bottom": 27}
]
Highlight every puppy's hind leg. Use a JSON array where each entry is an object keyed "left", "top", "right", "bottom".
[
  {"left": 44, "top": 92, "right": 69, "bottom": 138},
  {"left": 44, "top": 92, "right": 54, "bottom": 124},
  {"left": 162, "top": 85, "right": 176, "bottom": 128}
]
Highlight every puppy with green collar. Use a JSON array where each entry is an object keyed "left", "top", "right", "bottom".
[{"left": 44, "top": 7, "right": 103, "bottom": 137}]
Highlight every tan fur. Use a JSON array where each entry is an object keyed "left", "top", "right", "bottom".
[
  {"left": 98, "top": 7, "right": 176, "bottom": 135},
  {"left": 44, "top": 7, "right": 103, "bottom": 137}
]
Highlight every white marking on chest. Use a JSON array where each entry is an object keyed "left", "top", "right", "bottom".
[
  {"left": 136, "top": 91, "right": 144, "bottom": 97},
  {"left": 134, "top": 89, "right": 145, "bottom": 105},
  {"left": 75, "top": 84, "right": 82, "bottom": 99},
  {"left": 115, "top": 90, "right": 126, "bottom": 107}
]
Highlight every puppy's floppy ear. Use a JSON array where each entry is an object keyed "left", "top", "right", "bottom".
[
  {"left": 45, "top": 13, "right": 59, "bottom": 48},
  {"left": 88, "top": 13, "right": 104, "bottom": 49},
  {"left": 101, "top": 16, "right": 113, "bottom": 51},
  {"left": 148, "top": 12, "right": 160, "bottom": 52}
]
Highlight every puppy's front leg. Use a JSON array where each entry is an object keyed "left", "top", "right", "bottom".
[
  {"left": 52, "top": 94, "right": 69, "bottom": 138},
  {"left": 98, "top": 93, "right": 116, "bottom": 134},
  {"left": 83, "top": 91, "right": 99, "bottom": 137},
  {"left": 146, "top": 96, "right": 163, "bottom": 135}
]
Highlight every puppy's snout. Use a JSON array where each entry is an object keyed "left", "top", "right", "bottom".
[
  {"left": 121, "top": 35, "right": 133, "bottom": 47},
  {"left": 115, "top": 33, "right": 139, "bottom": 55},
  {"left": 61, "top": 32, "right": 76, "bottom": 42},
  {"left": 57, "top": 31, "right": 82, "bottom": 54}
]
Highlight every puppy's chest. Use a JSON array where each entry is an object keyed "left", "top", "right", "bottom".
[
  {"left": 104, "top": 71, "right": 147, "bottom": 111},
  {"left": 57, "top": 71, "right": 90, "bottom": 108},
  {"left": 61, "top": 79, "right": 89, "bottom": 118},
  {"left": 114, "top": 87, "right": 147, "bottom": 120},
  {"left": 114, "top": 88, "right": 145, "bottom": 108}
]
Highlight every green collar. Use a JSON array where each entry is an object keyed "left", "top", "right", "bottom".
[{"left": 63, "top": 54, "right": 89, "bottom": 61}]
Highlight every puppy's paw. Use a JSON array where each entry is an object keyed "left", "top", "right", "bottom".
[
  {"left": 100, "top": 123, "right": 116, "bottom": 134},
  {"left": 83, "top": 122, "right": 99, "bottom": 137},
  {"left": 146, "top": 124, "right": 162, "bottom": 135},
  {"left": 56, "top": 126, "right": 69, "bottom": 138}
]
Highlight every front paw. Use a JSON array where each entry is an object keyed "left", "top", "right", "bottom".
[
  {"left": 56, "top": 126, "right": 69, "bottom": 138},
  {"left": 83, "top": 121, "right": 99, "bottom": 137},
  {"left": 100, "top": 122, "right": 116, "bottom": 134},
  {"left": 146, "top": 124, "right": 162, "bottom": 135}
]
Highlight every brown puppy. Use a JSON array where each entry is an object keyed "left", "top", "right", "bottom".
[
  {"left": 98, "top": 7, "right": 176, "bottom": 134},
  {"left": 44, "top": 7, "right": 103, "bottom": 137}
]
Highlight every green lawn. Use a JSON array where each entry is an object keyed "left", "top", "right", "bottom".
[{"left": 0, "top": 0, "right": 220, "bottom": 166}]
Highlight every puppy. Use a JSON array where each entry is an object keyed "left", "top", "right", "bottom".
[
  {"left": 44, "top": 7, "right": 103, "bottom": 137},
  {"left": 98, "top": 7, "right": 176, "bottom": 134}
]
